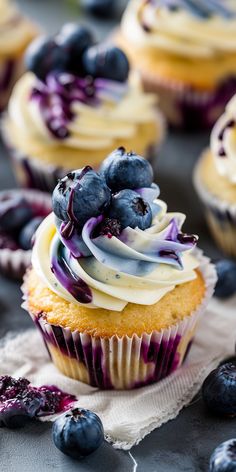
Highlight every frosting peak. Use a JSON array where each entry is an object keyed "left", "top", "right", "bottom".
[{"left": 211, "top": 94, "right": 236, "bottom": 183}]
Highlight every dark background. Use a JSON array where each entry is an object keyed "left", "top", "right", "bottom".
[{"left": 0, "top": 1, "right": 233, "bottom": 471}]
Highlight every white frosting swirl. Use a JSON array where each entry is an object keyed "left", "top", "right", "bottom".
[
  {"left": 211, "top": 94, "right": 236, "bottom": 183},
  {"left": 8, "top": 72, "right": 158, "bottom": 151},
  {"left": 0, "top": 0, "right": 36, "bottom": 56},
  {"left": 121, "top": 0, "right": 236, "bottom": 59},
  {"left": 32, "top": 196, "right": 199, "bottom": 312}
]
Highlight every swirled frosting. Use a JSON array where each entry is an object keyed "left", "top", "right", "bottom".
[
  {"left": 121, "top": 0, "right": 236, "bottom": 59},
  {"left": 8, "top": 71, "right": 158, "bottom": 151},
  {"left": 211, "top": 94, "right": 236, "bottom": 183},
  {"left": 32, "top": 186, "right": 199, "bottom": 311},
  {"left": 0, "top": 0, "right": 36, "bottom": 56}
]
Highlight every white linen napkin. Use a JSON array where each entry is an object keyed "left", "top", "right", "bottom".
[{"left": 0, "top": 295, "right": 235, "bottom": 450}]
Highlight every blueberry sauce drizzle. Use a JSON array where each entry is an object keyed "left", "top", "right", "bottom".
[
  {"left": 31, "top": 74, "right": 98, "bottom": 140},
  {"left": 51, "top": 243, "right": 92, "bottom": 304}
]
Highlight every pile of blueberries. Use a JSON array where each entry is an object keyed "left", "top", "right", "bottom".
[
  {"left": 0, "top": 195, "right": 45, "bottom": 252},
  {"left": 53, "top": 147, "right": 156, "bottom": 237},
  {"left": 25, "top": 23, "right": 129, "bottom": 82}
]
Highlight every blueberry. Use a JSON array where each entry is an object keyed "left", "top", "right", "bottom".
[
  {"left": 0, "top": 399, "right": 30, "bottom": 429},
  {"left": 210, "top": 439, "right": 236, "bottom": 472},
  {"left": 202, "top": 363, "right": 236, "bottom": 416},
  {"left": 100, "top": 148, "right": 153, "bottom": 192},
  {"left": 108, "top": 189, "right": 152, "bottom": 230},
  {"left": 56, "top": 24, "right": 94, "bottom": 76},
  {"left": 0, "top": 197, "right": 32, "bottom": 232},
  {"left": 52, "top": 167, "right": 111, "bottom": 229},
  {"left": 81, "top": 0, "right": 116, "bottom": 18},
  {"left": 214, "top": 260, "right": 236, "bottom": 299},
  {"left": 82, "top": 45, "right": 129, "bottom": 82},
  {"left": 18, "top": 216, "right": 44, "bottom": 250},
  {"left": 52, "top": 408, "right": 104, "bottom": 459},
  {"left": 25, "top": 36, "right": 68, "bottom": 81}
]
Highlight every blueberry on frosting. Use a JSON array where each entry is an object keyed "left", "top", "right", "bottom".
[
  {"left": 52, "top": 167, "right": 111, "bottom": 233},
  {"left": 82, "top": 45, "right": 130, "bottom": 83},
  {"left": 25, "top": 36, "right": 68, "bottom": 81},
  {"left": 57, "top": 23, "right": 94, "bottom": 77},
  {"left": 100, "top": 147, "right": 153, "bottom": 192},
  {"left": 108, "top": 189, "right": 152, "bottom": 231}
]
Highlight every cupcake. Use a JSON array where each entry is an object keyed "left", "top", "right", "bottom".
[
  {"left": 22, "top": 148, "right": 216, "bottom": 389},
  {"left": 2, "top": 23, "right": 164, "bottom": 193},
  {"left": 117, "top": 0, "right": 236, "bottom": 129},
  {"left": 194, "top": 94, "right": 236, "bottom": 257},
  {"left": 0, "top": 0, "right": 37, "bottom": 111},
  {"left": 0, "top": 189, "right": 51, "bottom": 279}
]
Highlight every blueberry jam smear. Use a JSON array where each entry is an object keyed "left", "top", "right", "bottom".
[
  {"left": 0, "top": 375, "right": 76, "bottom": 428},
  {"left": 93, "top": 217, "right": 121, "bottom": 239}
]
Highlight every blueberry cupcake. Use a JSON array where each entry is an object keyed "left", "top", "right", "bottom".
[
  {"left": 0, "top": 189, "right": 51, "bottom": 279},
  {"left": 2, "top": 23, "right": 164, "bottom": 193},
  {"left": 194, "top": 95, "right": 236, "bottom": 257},
  {"left": 0, "top": 0, "right": 37, "bottom": 111},
  {"left": 22, "top": 148, "right": 216, "bottom": 389},
  {"left": 117, "top": 0, "right": 236, "bottom": 129}
]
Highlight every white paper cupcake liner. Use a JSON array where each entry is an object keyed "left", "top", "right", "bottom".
[
  {"left": 193, "top": 153, "right": 236, "bottom": 256},
  {"left": 142, "top": 72, "right": 236, "bottom": 129},
  {"left": 0, "top": 189, "right": 52, "bottom": 279},
  {"left": 22, "top": 249, "right": 216, "bottom": 390}
]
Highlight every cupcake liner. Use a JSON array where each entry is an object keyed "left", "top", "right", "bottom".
[
  {"left": 22, "top": 249, "right": 217, "bottom": 390},
  {"left": 142, "top": 72, "right": 236, "bottom": 130},
  {"left": 193, "top": 154, "right": 236, "bottom": 257},
  {"left": 0, "top": 189, "right": 52, "bottom": 279}
]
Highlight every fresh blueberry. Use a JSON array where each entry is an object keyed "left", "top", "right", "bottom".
[
  {"left": 210, "top": 439, "right": 236, "bottom": 472},
  {"left": 81, "top": 0, "right": 117, "bottom": 18},
  {"left": 108, "top": 189, "right": 152, "bottom": 230},
  {"left": 57, "top": 24, "right": 94, "bottom": 76},
  {"left": 18, "top": 216, "right": 44, "bottom": 250},
  {"left": 52, "top": 167, "right": 111, "bottom": 229},
  {"left": 0, "top": 197, "right": 32, "bottom": 232},
  {"left": 214, "top": 260, "right": 236, "bottom": 299},
  {"left": 100, "top": 148, "right": 154, "bottom": 192},
  {"left": 25, "top": 36, "right": 68, "bottom": 81},
  {"left": 52, "top": 408, "right": 104, "bottom": 459},
  {"left": 202, "top": 363, "right": 236, "bottom": 416},
  {"left": 82, "top": 44, "right": 129, "bottom": 82}
]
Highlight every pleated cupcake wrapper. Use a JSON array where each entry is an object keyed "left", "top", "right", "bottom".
[
  {"left": 142, "top": 72, "right": 236, "bottom": 129},
  {"left": 22, "top": 249, "right": 216, "bottom": 390},
  {"left": 0, "top": 189, "right": 52, "bottom": 280},
  {"left": 193, "top": 153, "right": 236, "bottom": 257}
]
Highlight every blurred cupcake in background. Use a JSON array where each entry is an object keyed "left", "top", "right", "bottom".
[
  {"left": 117, "top": 0, "right": 236, "bottom": 129},
  {"left": 2, "top": 23, "right": 164, "bottom": 192},
  {"left": 194, "top": 94, "right": 236, "bottom": 257},
  {"left": 0, "top": 0, "right": 37, "bottom": 111}
]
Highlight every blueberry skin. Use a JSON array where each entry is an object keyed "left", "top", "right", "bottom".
[
  {"left": 25, "top": 36, "right": 68, "bottom": 81},
  {"left": 0, "top": 399, "right": 30, "bottom": 429},
  {"left": 82, "top": 45, "right": 129, "bottom": 82},
  {"left": 100, "top": 148, "right": 154, "bottom": 192},
  {"left": 57, "top": 24, "right": 94, "bottom": 76},
  {"left": 214, "top": 260, "right": 236, "bottom": 299},
  {"left": 0, "top": 197, "right": 32, "bottom": 232},
  {"left": 108, "top": 189, "right": 152, "bottom": 230},
  {"left": 210, "top": 439, "right": 236, "bottom": 472},
  {"left": 18, "top": 216, "right": 44, "bottom": 250},
  {"left": 52, "top": 408, "right": 104, "bottom": 459},
  {"left": 202, "top": 363, "right": 236, "bottom": 416},
  {"left": 81, "top": 0, "right": 116, "bottom": 18},
  {"left": 52, "top": 167, "right": 111, "bottom": 227}
]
